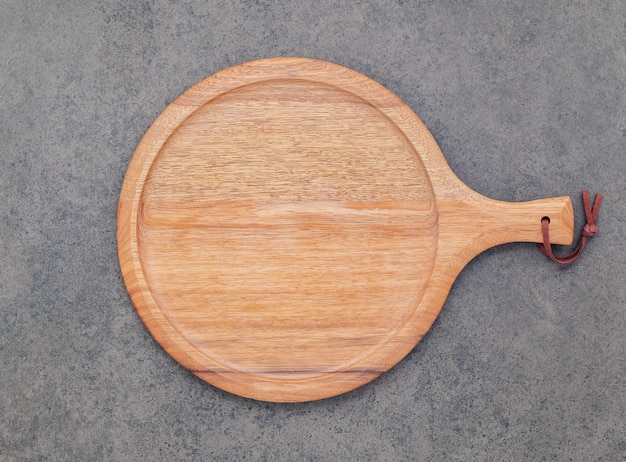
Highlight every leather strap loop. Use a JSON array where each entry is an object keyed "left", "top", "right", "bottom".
[{"left": 538, "top": 190, "right": 602, "bottom": 265}]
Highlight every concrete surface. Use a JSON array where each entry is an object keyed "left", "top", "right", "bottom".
[{"left": 1, "top": 1, "right": 624, "bottom": 460}]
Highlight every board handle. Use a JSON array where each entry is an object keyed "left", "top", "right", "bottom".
[{"left": 438, "top": 194, "right": 575, "bottom": 263}]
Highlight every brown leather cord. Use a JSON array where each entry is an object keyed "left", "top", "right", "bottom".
[{"left": 538, "top": 190, "right": 603, "bottom": 265}]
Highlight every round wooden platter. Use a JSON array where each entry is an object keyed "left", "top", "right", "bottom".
[{"left": 117, "top": 57, "right": 574, "bottom": 402}]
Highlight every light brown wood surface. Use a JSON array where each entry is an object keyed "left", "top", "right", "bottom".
[{"left": 117, "top": 58, "right": 574, "bottom": 402}]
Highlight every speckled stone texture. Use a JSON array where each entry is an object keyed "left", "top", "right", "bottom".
[{"left": 1, "top": 1, "right": 624, "bottom": 460}]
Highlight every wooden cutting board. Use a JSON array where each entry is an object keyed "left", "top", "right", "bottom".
[{"left": 117, "top": 57, "right": 574, "bottom": 402}]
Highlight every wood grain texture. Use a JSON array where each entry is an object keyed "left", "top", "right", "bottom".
[{"left": 117, "top": 58, "right": 574, "bottom": 402}]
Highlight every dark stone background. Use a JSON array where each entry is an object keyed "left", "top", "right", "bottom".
[{"left": 1, "top": 1, "right": 624, "bottom": 460}]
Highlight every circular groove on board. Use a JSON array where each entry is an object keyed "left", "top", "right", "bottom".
[{"left": 118, "top": 58, "right": 440, "bottom": 401}]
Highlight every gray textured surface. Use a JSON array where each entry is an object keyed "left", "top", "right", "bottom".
[{"left": 1, "top": 1, "right": 624, "bottom": 460}]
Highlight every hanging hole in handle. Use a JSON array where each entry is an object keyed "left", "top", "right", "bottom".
[{"left": 541, "top": 216, "right": 551, "bottom": 223}]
